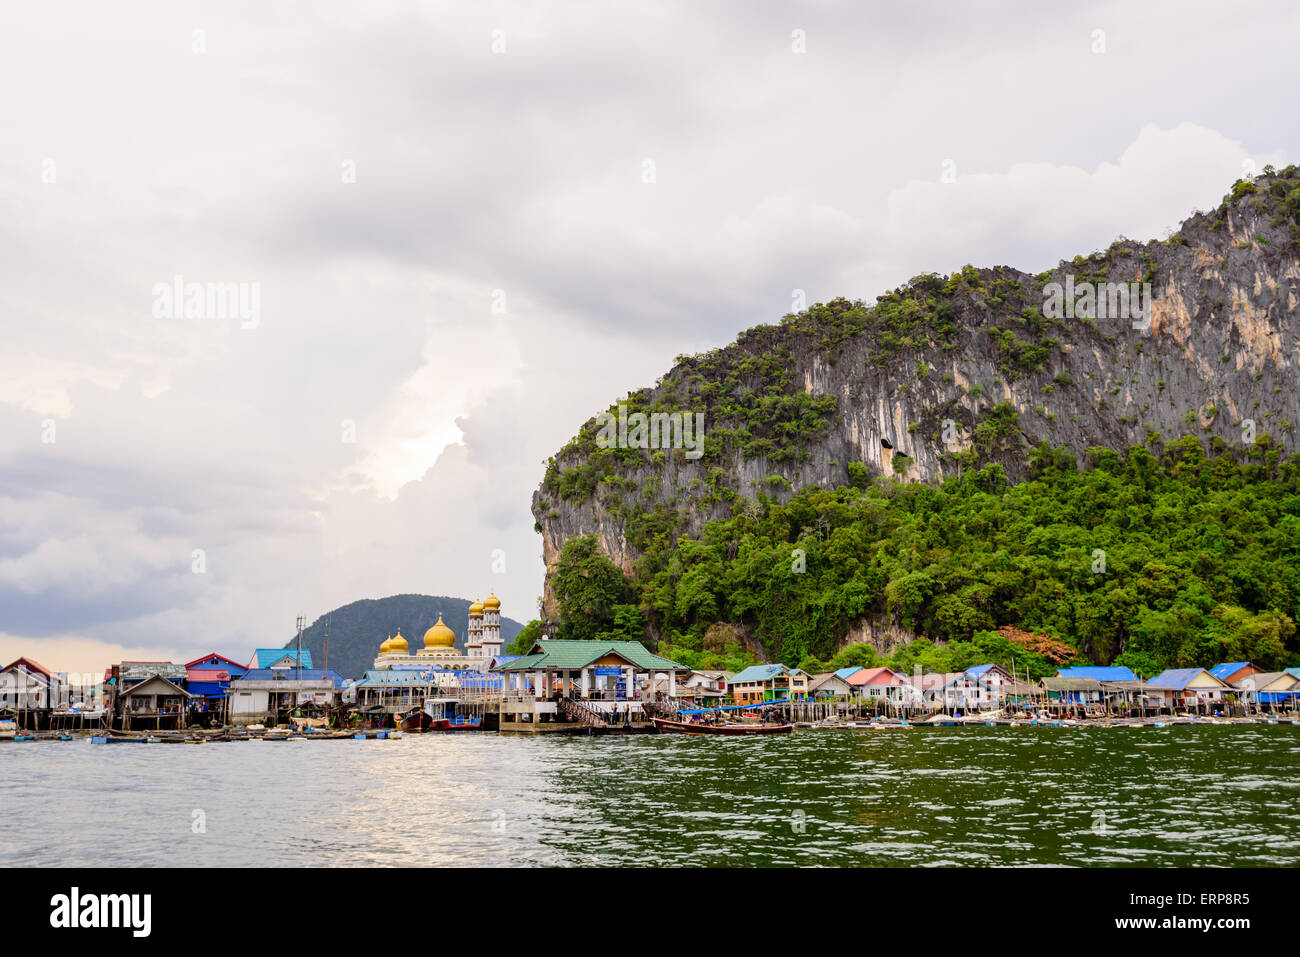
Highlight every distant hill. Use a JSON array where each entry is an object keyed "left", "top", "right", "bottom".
[{"left": 281, "top": 594, "right": 525, "bottom": 679}]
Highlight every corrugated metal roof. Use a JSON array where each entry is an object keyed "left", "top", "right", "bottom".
[
  {"left": 809, "top": 672, "right": 851, "bottom": 691},
  {"left": 729, "top": 664, "right": 789, "bottom": 683},
  {"left": 1041, "top": 675, "right": 1103, "bottom": 691},
  {"left": 847, "top": 667, "right": 905, "bottom": 686},
  {"left": 1, "top": 657, "right": 52, "bottom": 679},
  {"left": 965, "top": 663, "right": 1010, "bottom": 678},
  {"left": 121, "top": 675, "right": 191, "bottom": 698},
  {"left": 1209, "top": 662, "right": 1252, "bottom": 679},
  {"left": 1056, "top": 666, "right": 1136, "bottom": 682},
  {"left": 1147, "top": 668, "right": 1223, "bottom": 690},
  {"left": 493, "top": 640, "right": 687, "bottom": 673},
  {"left": 253, "top": 649, "right": 314, "bottom": 669},
  {"left": 184, "top": 653, "right": 248, "bottom": 673},
  {"left": 1241, "top": 672, "right": 1297, "bottom": 692},
  {"left": 119, "top": 661, "right": 187, "bottom": 681},
  {"left": 186, "top": 668, "right": 229, "bottom": 683},
  {"left": 910, "top": 672, "right": 966, "bottom": 690}
]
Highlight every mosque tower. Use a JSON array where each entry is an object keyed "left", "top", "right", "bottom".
[
  {"left": 480, "top": 593, "right": 503, "bottom": 661},
  {"left": 466, "top": 599, "right": 484, "bottom": 658}
]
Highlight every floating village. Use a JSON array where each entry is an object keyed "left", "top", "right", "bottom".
[{"left": 3, "top": 593, "right": 1300, "bottom": 743}]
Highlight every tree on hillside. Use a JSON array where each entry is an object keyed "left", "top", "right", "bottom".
[
  {"left": 506, "top": 619, "right": 543, "bottom": 655},
  {"left": 552, "top": 535, "right": 635, "bottom": 641}
]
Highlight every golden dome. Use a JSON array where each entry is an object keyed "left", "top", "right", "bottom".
[
  {"left": 390, "top": 630, "right": 408, "bottom": 652},
  {"left": 423, "top": 614, "right": 457, "bottom": 649},
  {"left": 379, "top": 634, "right": 393, "bottom": 654},
  {"left": 483, "top": 593, "right": 501, "bottom": 610},
  {"left": 468, "top": 599, "right": 484, "bottom": 616}
]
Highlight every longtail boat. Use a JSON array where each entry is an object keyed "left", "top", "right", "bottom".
[{"left": 652, "top": 716, "right": 792, "bottom": 735}]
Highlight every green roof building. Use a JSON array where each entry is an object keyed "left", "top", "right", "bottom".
[{"left": 491, "top": 639, "right": 690, "bottom": 702}]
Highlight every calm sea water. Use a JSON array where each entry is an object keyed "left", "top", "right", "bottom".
[{"left": 2, "top": 726, "right": 1297, "bottom": 867}]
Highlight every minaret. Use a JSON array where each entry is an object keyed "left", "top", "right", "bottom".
[
  {"left": 480, "top": 593, "right": 503, "bottom": 663},
  {"left": 466, "top": 600, "right": 484, "bottom": 658}
]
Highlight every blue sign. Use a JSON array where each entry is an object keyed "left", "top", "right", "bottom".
[{"left": 594, "top": 667, "right": 622, "bottom": 676}]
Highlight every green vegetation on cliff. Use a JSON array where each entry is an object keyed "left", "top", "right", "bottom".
[{"left": 554, "top": 436, "right": 1300, "bottom": 676}]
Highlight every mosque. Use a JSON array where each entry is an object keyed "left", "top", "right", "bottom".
[{"left": 372, "top": 594, "right": 505, "bottom": 673}]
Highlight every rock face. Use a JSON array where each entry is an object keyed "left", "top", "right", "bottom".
[{"left": 533, "top": 171, "right": 1300, "bottom": 627}]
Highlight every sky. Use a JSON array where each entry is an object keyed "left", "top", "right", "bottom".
[{"left": 1, "top": 0, "right": 1297, "bottom": 674}]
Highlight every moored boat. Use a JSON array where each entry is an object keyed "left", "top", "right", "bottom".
[
  {"left": 400, "top": 708, "right": 434, "bottom": 733},
  {"left": 422, "top": 696, "right": 483, "bottom": 732},
  {"left": 433, "top": 715, "right": 482, "bottom": 732},
  {"left": 652, "top": 716, "right": 792, "bottom": 735}
]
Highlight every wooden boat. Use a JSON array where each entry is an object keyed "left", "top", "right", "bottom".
[
  {"left": 433, "top": 715, "right": 482, "bottom": 732},
  {"left": 652, "top": 716, "right": 792, "bottom": 735},
  {"left": 421, "top": 697, "right": 482, "bottom": 732},
  {"left": 400, "top": 709, "right": 434, "bottom": 733}
]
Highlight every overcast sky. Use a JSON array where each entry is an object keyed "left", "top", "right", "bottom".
[{"left": 1, "top": 0, "right": 1296, "bottom": 673}]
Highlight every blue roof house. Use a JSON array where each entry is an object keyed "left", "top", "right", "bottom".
[{"left": 1146, "top": 668, "right": 1231, "bottom": 708}]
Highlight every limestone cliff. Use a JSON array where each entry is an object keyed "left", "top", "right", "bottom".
[{"left": 534, "top": 170, "right": 1300, "bottom": 627}]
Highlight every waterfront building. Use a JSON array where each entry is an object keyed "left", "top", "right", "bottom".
[
  {"left": 373, "top": 595, "right": 505, "bottom": 673},
  {"left": 117, "top": 675, "right": 192, "bottom": 729},
  {"left": 847, "top": 667, "right": 917, "bottom": 704},
  {"left": 1145, "top": 668, "right": 1232, "bottom": 709},
  {"left": 1232, "top": 671, "right": 1300, "bottom": 708},
  {"left": 120, "top": 675, "right": 190, "bottom": 714},
  {"left": 228, "top": 668, "right": 347, "bottom": 723},
  {"left": 0, "top": 657, "right": 60, "bottom": 711},
  {"left": 965, "top": 663, "right": 1014, "bottom": 694},
  {"left": 728, "top": 664, "right": 811, "bottom": 705},
  {"left": 644, "top": 669, "right": 728, "bottom": 702},
  {"left": 184, "top": 653, "right": 249, "bottom": 718},
  {"left": 489, "top": 639, "right": 689, "bottom": 730},
  {"left": 494, "top": 639, "right": 688, "bottom": 698},
  {"left": 911, "top": 672, "right": 992, "bottom": 709},
  {"left": 354, "top": 668, "right": 505, "bottom": 714},
  {"left": 1040, "top": 674, "right": 1104, "bottom": 706},
  {"left": 809, "top": 672, "right": 854, "bottom": 699},
  {"left": 1209, "top": 661, "right": 1264, "bottom": 685}
]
